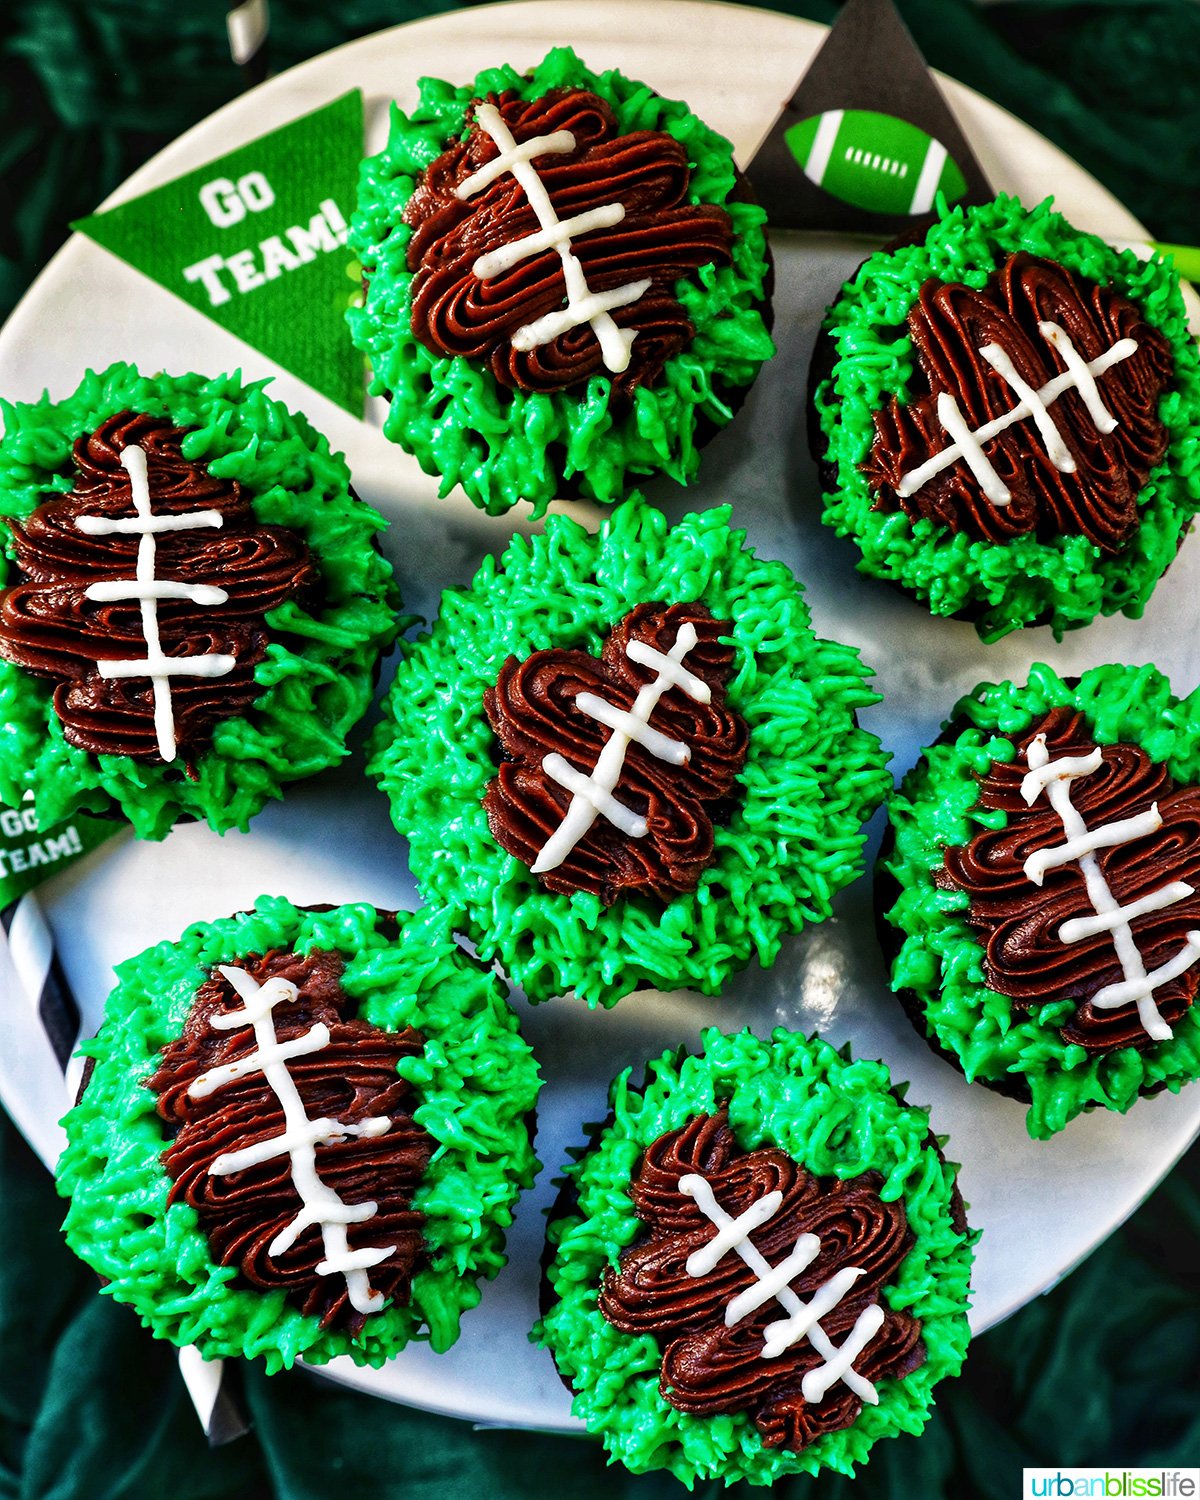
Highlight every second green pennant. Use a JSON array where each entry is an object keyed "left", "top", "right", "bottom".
[{"left": 74, "top": 91, "right": 365, "bottom": 416}]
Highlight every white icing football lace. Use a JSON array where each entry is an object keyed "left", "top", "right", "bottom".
[
  {"left": 455, "top": 101, "right": 651, "bottom": 373},
  {"left": 1021, "top": 733, "right": 1200, "bottom": 1043},
  {"left": 679, "top": 1173, "right": 884, "bottom": 1405},
  {"left": 531, "top": 622, "right": 710, "bottom": 875},
  {"left": 187, "top": 965, "right": 396, "bottom": 1316},
  {"left": 74, "top": 444, "right": 234, "bottom": 763},
  {"left": 897, "top": 321, "right": 1139, "bottom": 506}
]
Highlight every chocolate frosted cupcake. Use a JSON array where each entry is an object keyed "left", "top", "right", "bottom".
[
  {"left": 348, "top": 47, "right": 774, "bottom": 517},
  {"left": 535, "top": 1028, "right": 974, "bottom": 1486},
  {"left": 0, "top": 364, "right": 399, "bottom": 838},
  {"left": 879, "top": 662, "right": 1200, "bottom": 1138},
  {"left": 57, "top": 898, "right": 541, "bottom": 1368},
  {"left": 811, "top": 195, "right": 1200, "bottom": 640},
  {"left": 368, "top": 504, "right": 891, "bottom": 1007}
]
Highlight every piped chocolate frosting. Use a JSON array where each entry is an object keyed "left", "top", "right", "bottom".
[
  {"left": 940, "top": 706, "right": 1200, "bottom": 1052},
  {"left": 865, "top": 253, "right": 1173, "bottom": 549},
  {"left": 147, "top": 948, "right": 432, "bottom": 1332},
  {"left": 483, "top": 602, "right": 748, "bottom": 904},
  {"left": 0, "top": 410, "right": 316, "bottom": 768},
  {"left": 598, "top": 1111, "right": 924, "bottom": 1452},
  {"left": 402, "top": 87, "right": 733, "bottom": 398}
]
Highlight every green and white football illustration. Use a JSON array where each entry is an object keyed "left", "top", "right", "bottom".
[{"left": 785, "top": 108, "right": 968, "bottom": 216}]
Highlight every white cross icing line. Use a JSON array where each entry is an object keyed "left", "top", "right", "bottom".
[
  {"left": 574, "top": 690, "right": 689, "bottom": 764},
  {"left": 685, "top": 1189, "right": 784, "bottom": 1279},
  {"left": 84, "top": 580, "right": 228, "bottom": 605},
  {"left": 455, "top": 124, "right": 575, "bottom": 196},
  {"left": 723, "top": 1230, "right": 820, "bottom": 1323},
  {"left": 980, "top": 342, "right": 1075, "bottom": 473},
  {"left": 531, "top": 621, "right": 706, "bottom": 875},
  {"left": 209, "top": 1113, "right": 391, "bottom": 1178},
  {"left": 678, "top": 1173, "right": 882, "bottom": 1406},
  {"left": 897, "top": 323, "right": 1139, "bottom": 507},
  {"left": 1041, "top": 321, "right": 1122, "bottom": 434},
  {"left": 473, "top": 203, "right": 626, "bottom": 281},
  {"left": 188, "top": 1021, "right": 330, "bottom": 1098},
  {"left": 75, "top": 445, "right": 235, "bottom": 763},
  {"left": 1059, "top": 882, "right": 1196, "bottom": 944},
  {"left": 271, "top": 1197, "right": 382, "bottom": 1259},
  {"left": 512, "top": 285, "right": 653, "bottom": 356},
  {"left": 455, "top": 101, "right": 651, "bottom": 374},
  {"left": 1092, "top": 936, "right": 1200, "bottom": 1013},
  {"left": 1025, "top": 804, "right": 1164, "bottom": 886},
  {"left": 76, "top": 511, "right": 224, "bottom": 537},
  {"left": 1020, "top": 733, "right": 1200, "bottom": 1042},
  {"left": 626, "top": 637, "right": 712, "bottom": 702},
  {"left": 540, "top": 752, "right": 649, "bottom": 840},
  {"left": 187, "top": 966, "right": 396, "bottom": 1315},
  {"left": 801, "top": 1303, "right": 886, "bottom": 1404}
]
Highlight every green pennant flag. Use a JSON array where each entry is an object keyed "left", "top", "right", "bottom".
[
  {"left": 0, "top": 798, "right": 115, "bottom": 910},
  {"left": 73, "top": 91, "right": 365, "bottom": 416}
]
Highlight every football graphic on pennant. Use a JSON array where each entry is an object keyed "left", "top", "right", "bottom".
[{"left": 785, "top": 109, "right": 967, "bottom": 216}]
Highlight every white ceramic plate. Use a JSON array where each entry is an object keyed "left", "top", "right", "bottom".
[{"left": 1, "top": 0, "right": 1198, "bottom": 1435}]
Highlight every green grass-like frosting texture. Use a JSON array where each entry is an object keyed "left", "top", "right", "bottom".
[
  {"left": 881, "top": 662, "right": 1200, "bottom": 1139},
  {"left": 56, "top": 897, "right": 542, "bottom": 1370},
  {"left": 535, "top": 1027, "right": 975, "bottom": 1488},
  {"left": 814, "top": 195, "right": 1200, "bottom": 642},
  {"left": 0, "top": 363, "right": 400, "bottom": 838},
  {"left": 347, "top": 46, "right": 774, "bottom": 518},
  {"left": 368, "top": 503, "right": 892, "bottom": 1008}
]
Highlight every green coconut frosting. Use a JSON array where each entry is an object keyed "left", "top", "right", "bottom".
[
  {"left": 368, "top": 503, "right": 891, "bottom": 1008},
  {"left": 881, "top": 661, "right": 1200, "bottom": 1139},
  {"left": 0, "top": 364, "right": 400, "bottom": 838},
  {"left": 535, "top": 1027, "right": 975, "bottom": 1488},
  {"left": 814, "top": 195, "right": 1200, "bottom": 642},
  {"left": 347, "top": 47, "right": 774, "bottom": 518},
  {"left": 56, "top": 897, "right": 542, "bottom": 1369}
]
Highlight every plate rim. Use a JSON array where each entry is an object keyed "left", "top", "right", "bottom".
[{"left": 1, "top": 0, "right": 1197, "bottom": 1437}]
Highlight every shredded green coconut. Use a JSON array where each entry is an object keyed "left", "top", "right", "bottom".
[
  {"left": 881, "top": 662, "right": 1200, "bottom": 1139},
  {"left": 534, "top": 1027, "right": 974, "bottom": 1487},
  {"left": 368, "top": 503, "right": 891, "bottom": 1008},
  {"left": 815, "top": 195, "right": 1200, "bottom": 641},
  {"left": 347, "top": 46, "right": 774, "bottom": 518},
  {"left": 56, "top": 898, "right": 542, "bottom": 1370},
  {"left": 0, "top": 364, "right": 400, "bottom": 838}
]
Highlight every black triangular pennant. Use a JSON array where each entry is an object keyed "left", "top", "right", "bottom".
[{"left": 748, "top": 0, "right": 993, "bottom": 235}]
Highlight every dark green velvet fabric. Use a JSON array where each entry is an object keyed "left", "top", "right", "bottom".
[
  {"left": 1, "top": 1, "right": 1198, "bottom": 1495},
  {"left": 3, "top": 0, "right": 1200, "bottom": 322},
  {"left": 1, "top": 1108, "right": 1196, "bottom": 1498}
]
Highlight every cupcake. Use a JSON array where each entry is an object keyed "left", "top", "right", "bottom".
[
  {"left": 347, "top": 46, "right": 774, "bottom": 517},
  {"left": 56, "top": 897, "right": 542, "bottom": 1369},
  {"left": 878, "top": 662, "right": 1200, "bottom": 1138},
  {"left": 369, "top": 503, "right": 891, "bottom": 1008},
  {"left": 0, "top": 363, "right": 399, "bottom": 839},
  {"left": 810, "top": 195, "right": 1200, "bottom": 641},
  {"left": 535, "top": 1028, "right": 974, "bottom": 1486}
]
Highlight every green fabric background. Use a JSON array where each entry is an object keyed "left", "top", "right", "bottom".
[{"left": 1, "top": 0, "right": 1198, "bottom": 1495}]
